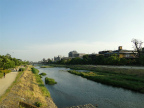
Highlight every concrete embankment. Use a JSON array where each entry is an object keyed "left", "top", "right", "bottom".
[{"left": 0, "top": 66, "right": 57, "bottom": 108}]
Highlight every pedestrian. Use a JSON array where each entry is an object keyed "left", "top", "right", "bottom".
[{"left": 4, "top": 72, "right": 5, "bottom": 78}]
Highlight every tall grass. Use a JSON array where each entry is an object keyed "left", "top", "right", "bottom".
[{"left": 68, "top": 69, "right": 144, "bottom": 93}]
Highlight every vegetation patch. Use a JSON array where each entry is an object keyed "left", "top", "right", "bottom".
[
  {"left": 40, "top": 66, "right": 53, "bottom": 68},
  {"left": 39, "top": 73, "right": 47, "bottom": 76},
  {"left": 31, "top": 67, "right": 39, "bottom": 74},
  {"left": 32, "top": 67, "right": 50, "bottom": 97},
  {"left": 35, "top": 101, "right": 42, "bottom": 107},
  {"left": 45, "top": 77, "right": 57, "bottom": 85},
  {"left": 67, "top": 68, "right": 144, "bottom": 93}
]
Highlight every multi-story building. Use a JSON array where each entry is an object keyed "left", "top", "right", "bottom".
[
  {"left": 69, "top": 51, "right": 78, "bottom": 57},
  {"left": 99, "top": 46, "right": 137, "bottom": 58},
  {"left": 69, "top": 51, "right": 86, "bottom": 58}
]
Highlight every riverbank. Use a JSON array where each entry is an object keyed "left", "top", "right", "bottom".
[
  {"left": 0, "top": 65, "right": 57, "bottom": 108},
  {"left": 51, "top": 64, "right": 144, "bottom": 93}
]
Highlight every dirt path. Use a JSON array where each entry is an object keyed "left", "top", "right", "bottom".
[{"left": 0, "top": 72, "right": 18, "bottom": 97}]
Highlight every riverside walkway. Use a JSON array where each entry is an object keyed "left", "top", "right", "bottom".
[{"left": 0, "top": 71, "right": 18, "bottom": 97}]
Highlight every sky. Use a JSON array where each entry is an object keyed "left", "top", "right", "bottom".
[{"left": 0, "top": 0, "right": 144, "bottom": 62}]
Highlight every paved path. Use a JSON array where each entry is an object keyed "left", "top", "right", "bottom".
[{"left": 0, "top": 72, "right": 18, "bottom": 97}]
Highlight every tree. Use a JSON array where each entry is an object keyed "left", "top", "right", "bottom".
[
  {"left": 105, "top": 54, "right": 120, "bottom": 65},
  {"left": 131, "top": 39, "right": 143, "bottom": 58}
]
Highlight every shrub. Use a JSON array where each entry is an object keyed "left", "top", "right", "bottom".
[
  {"left": 35, "top": 102, "right": 42, "bottom": 107},
  {"left": 39, "top": 75, "right": 42, "bottom": 78},
  {"left": 31, "top": 68, "right": 39, "bottom": 74},
  {"left": 39, "top": 72, "right": 47, "bottom": 76},
  {"left": 45, "top": 77, "right": 57, "bottom": 85}
]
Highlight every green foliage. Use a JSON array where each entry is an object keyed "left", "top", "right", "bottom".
[
  {"left": 40, "top": 66, "right": 53, "bottom": 68},
  {"left": 68, "top": 69, "right": 144, "bottom": 93},
  {"left": 34, "top": 74, "right": 50, "bottom": 97},
  {"left": 39, "top": 73, "right": 47, "bottom": 76},
  {"left": 139, "top": 55, "right": 144, "bottom": 65},
  {"left": 35, "top": 102, "right": 42, "bottom": 107},
  {"left": 45, "top": 77, "right": 57, "bottom": 85},
  {"left": 31, "top": 68, "right": 39, "bottom": 74},
  {"left": 0, "top": 54, "right": 29, "bottom": 70},
  {"left": 39, "top": 75, "right": 42, "bottom": 78},
  {"left": 105, "top": 54, "right": 120, "bottom": 65}
]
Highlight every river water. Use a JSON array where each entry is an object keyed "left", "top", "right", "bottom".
[{"left": 36, "top": 66, "right": 144, "bottom": 108}]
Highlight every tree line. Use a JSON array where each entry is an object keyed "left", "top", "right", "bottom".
[
  {"left": 56, "top": 39, "right": 144, "bottom": 66},
  {"left": 0, "top": 54, "right": 29, "bottom": 70},
  {"left": 56, "top": 54, "right": 143, "bottom": 66}
]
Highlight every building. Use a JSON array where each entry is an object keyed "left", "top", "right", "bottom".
[
  {"left": 69, "top": 51, "right": 86, "bottom": 58},
  {"left": 54, "top": 55, "right": 63, "bottom": 62},
  {"left": 69, "top": 51, "right": 78, "bottom": 57},
  {"left": 99, "top": 46, "right": 137, "bottom": 59}
]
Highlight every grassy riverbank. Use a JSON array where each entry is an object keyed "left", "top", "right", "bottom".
[
  {"left": 0, "top": 65, "right": 57, "bottom": 108},
  {"left": 31, "top": 67, "right": 50, "bottom": 97},
  {"left": 53, "top": 64, "right": 144, "bottom": 93}
]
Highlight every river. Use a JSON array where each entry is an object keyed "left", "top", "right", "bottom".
[{"left": 36, "top": 66, "right": 144, "bottom": 108}]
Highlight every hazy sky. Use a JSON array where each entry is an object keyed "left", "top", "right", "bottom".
[{"left": 0, "top": 0, "right": 144, "bottom": 62}]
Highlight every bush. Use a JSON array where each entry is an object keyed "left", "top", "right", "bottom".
[
  {"left": 45, "top": 77, "right": 57, "bottom": 85},
  {"left": 39, "top": 75, "right": 42, "bottom": 78},
  {"left": 35, "top": 102, "right": 42, "bottom": 107},
  {"left": 39, "top": 72, "right": 47, "bottom": 76},
  {"left": 31, "top": 68, "right": 39, "bottom": 74}
]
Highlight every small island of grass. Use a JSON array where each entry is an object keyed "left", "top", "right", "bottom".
[
  {"left": 39, "top": 72, "right": 47, "bottom": 76},
  {"left": 45, "top": 77, "right": 57, "bottom": 85},
  {"left": 40, "top": 66, "right": 53, "bottom": 68}
]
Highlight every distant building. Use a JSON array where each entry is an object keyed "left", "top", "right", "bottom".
[
  {"left": 54, "top": 55, "right": 62, "bottom": 62},
  {"left": 42, "top": 58, "right": 48, "bottom": 62},
  {"left": 99, "top": 46, "right": 137, "bottom": 58},
  {"left": 69, "top": 51, "right": 86, "bottom": 58},
  {"left": 69, "top": 51, "right": 78, "bottom": 57}
]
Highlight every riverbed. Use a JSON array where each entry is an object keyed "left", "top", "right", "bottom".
[{"left": 36, "top": 66, "right": 144, "bottom": 108}]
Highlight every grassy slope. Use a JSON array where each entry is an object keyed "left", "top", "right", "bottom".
[
  {"left": 0, "top": 66, "right": 55, "bottom": 108},
  {"left": 31, "top": 67, "right": 50, "bottom": 97}
]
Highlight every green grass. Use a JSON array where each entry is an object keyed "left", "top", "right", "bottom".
[
  {"left": 32, "top": 67, "right": 50, "bottom": 97},
  {"left": 31, "top": 67, "right": 39, "bottom": 74},
  {"left": 67, "top": 69, "right": 144, "bottom": 93},
  {"left": 39, "top": 73, "right": 47, "bottom": 76},
  {"left": 40, "top": 66, "right": 53, "bottom": 68},
  {"left": 45, "top": 77, "right": 57, "bottom": 85}
]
